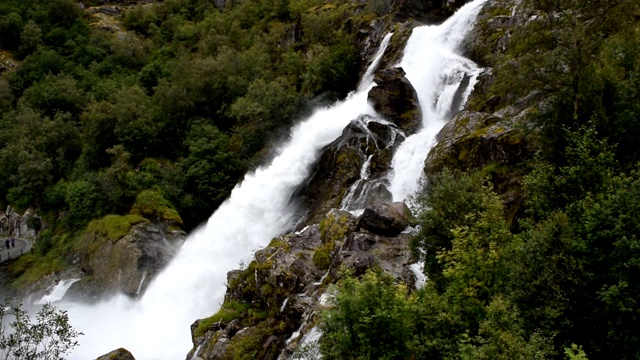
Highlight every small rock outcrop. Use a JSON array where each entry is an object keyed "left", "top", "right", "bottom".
[
  {"left": 368, "top": 67, "right": 422, "bottom": 135},
  {"left": 296, "top": 115, "right": 406, "bottom": 225},
  {"left": 357, "top": 201, "right": 412, "bottom": 237},
  {"left": 96, "top": 348, "right": 136, "bottom": 360},
  {"left": 74, "top": 222, "right": 185, "bottom": 299},
  {"left": 0, "top": 206, "right": 40, "bottom": 240}
]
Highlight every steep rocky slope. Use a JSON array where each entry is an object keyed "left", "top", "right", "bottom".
[{"left": 184, "top": 1, "right": 532, "bottom": 359}]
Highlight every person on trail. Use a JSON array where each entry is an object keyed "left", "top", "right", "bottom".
[
  {"left": 11, "top": 238, "right": 14, "bottom": 248},
  {"left": 4, "top": 239, "right": 8, "bottom": 250}
]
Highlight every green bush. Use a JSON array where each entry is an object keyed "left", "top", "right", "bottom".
[
  {"left": 129, "top": 189, "right": 182, "bottom": 225},
  {"left": 320, "top": 270, "right": 414, "bottom": 360}
]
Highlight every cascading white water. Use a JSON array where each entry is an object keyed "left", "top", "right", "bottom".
[
  {"left": 57, "top": 2, "right": 487, "bottom": 358},
  {"left": 34, "top": 279, "right": 80, "bottom": 305},
  {"left": 62, "top": 58, "right": 381, "bottom": 360},
  {"left": 358, "top": 32, "right": 394, "bottom": 92},
  {"left": 388, "top": 0, "right": 487, "bottom": 202}
]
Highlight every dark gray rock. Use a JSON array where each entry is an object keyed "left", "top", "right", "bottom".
[
  {"left": 95, "top": 348, "right": 136, "bottom": 360},
  {"left": 368, "top": 67, "right": 422, "bottom": 135},
  {"left": 356, "top": 201, "right": 412, "bottom": 237},
  {"left": 295, "top": 115, "right": 404, "bottom": 225}
]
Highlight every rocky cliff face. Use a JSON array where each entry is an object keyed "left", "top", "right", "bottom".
[
  {"left": 0, "top": 206, "right": 40, "bottom": 240},
  {"left": 425, "top": 0, "right": 542, "bottom": 221},
  {"left": 74, "top": 222, "right": 185, "bottom": 299},
  {"left": 296, "top": 65, "right": 422, "bottom": 226},
  {"left": 188, "top": 205, "right": 416, "bottom": 360},
  {"left": 22, "top": 221, "right": 185, "bottom": 302}
]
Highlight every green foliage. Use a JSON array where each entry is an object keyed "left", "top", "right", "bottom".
[
  {"left": 412, "top": 169, "right": 495, "bottom": 290},
  {"left": 11, "top": 252, "right": 67, "bottom": 291},
  {"left": 0, "top": 0, "right": 372, "bottom": 239},
  {"left": 130, "top": 190, "right": 182, "bottom": 225},
  {"left": 223, "top": 321, "right": 272, "bottom": 360},
  {"left": 25, "top": 214, "right": 41, "bottom": 231},
  {"left": 0, "top": 299, "right": 82, "bottom": 360},
  {"left": 459, "top": 297, "right": 554, "bottom": 360},
  {"left": 313, "top": 213, "right": 348, "bottom": 270},
  {"left": 194, "top": 301, "right": 249, "bottom": 337},
  {"left": 312, "top": 245, "right": 331, "bottom": 270},
  {"left": 319, "top": 269, "right": 414, "bottom": 360},
  {"left": 319, "top": 213, "right": 348, "bottom": 243},
  {"left": 564, "top": 344, "right": 588, "bottom": 360}
]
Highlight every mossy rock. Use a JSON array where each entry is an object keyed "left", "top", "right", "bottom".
[
  {"left": 194, "top": 301, "right": 251, "bottom": 338},
  {"left": 129, "top": 190, "right": 183, "bottom": 227},
  {"left": 79, "top": 214, "right": 148, "bottom": 255}
]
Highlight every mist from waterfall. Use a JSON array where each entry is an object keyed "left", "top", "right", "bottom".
[{"left": 58, "top": 1, "right": 487, "bottom": 358}]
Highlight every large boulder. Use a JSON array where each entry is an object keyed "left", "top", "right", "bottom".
[
  {"left": 96, "top": 348, "right": 136, "bottom": 360},
  {"left": 356, "top": 201, "right": 412, "bottom": 237},
  {"left": 368, "top": 67, "right": 422, "bottom": 135},
  {"left": 295, "top": 115, "right": 404, "bottom": 225},
  {"left": 74, "top": 221, "right": 185, "bottom": 299}
]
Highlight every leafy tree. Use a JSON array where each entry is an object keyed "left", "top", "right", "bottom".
[
  {"left": 459, "top": 297, "right": 554, "bottom": 360},
  {"left": 0, "top": 299, "right": 82, "bottom": 360},
  {"left": 179, "top": 121, "right": 244, "bottom": 227},
  {"left": 411, "top": 169, "right": 494, "bottom": 291},
  {"left": 0, "top": 12, "right": 23, "bottom": 50},
  {"left": 18, "top": 20, "right": 43, "bottom": 58},
  {"left": 319, "top": 269, "right": 414, "bottom": 360}
]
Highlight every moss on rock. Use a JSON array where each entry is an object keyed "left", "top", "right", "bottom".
[
  {"left": 129, "top": 190, "right": 183, "bottom": 227},
  {"left": 80, "top": 214, "right": 148, "bottom": 254}
]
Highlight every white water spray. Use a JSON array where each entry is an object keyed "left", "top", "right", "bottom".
[
  {"left": 59, "top": 1, "right": 487, "bottom": 358},
  {"left": 388, "top": 0, "right": 487, "bottom": 202},
  {"left": 62, "top": 52, "right": 383, "bottom": 360},
  {"left": 34, "top": 279, "right": 80, "bottom": 304},
  {"left": 358, "top": 32, "right": 394, "bottom": 92}
]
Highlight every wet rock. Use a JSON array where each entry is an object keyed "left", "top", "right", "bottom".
[
  {"left": 295, "top": 115, "right": 404, "bottom": 225},
  {"left": 96, "top": 348, "right": 136, "bottom": 360},
  {"left": 464, "top": 0, "right": 527, "bottom": 65},
  {"left": 189, "top": 209, "right": 420, "bottom": 359},
  {"left": 368, "top": 67, "right": 422, "bottom": 135},
  {"left": 356, "top": 201, "right": 412, "bottom": 237},
  {"left": 75, "top": 222, "right": 185, "bottom": 299}
]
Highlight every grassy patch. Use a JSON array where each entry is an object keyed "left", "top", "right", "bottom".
[
  {"left": 11, "top": 252, "right": 67, "bottom": 291},
  {"left": 130, "top": 190, "right": 183, "bottom": 226},
  {"left": 224, "top": 322, "right": 271, "bottom": 360},
  {"left": 313, "top": 244, "right": 332, "bottom": 270},
  {"left": 80, "top": 214, "right": 148, "bottom": 254},
  {"left": 194, "top": 301, "right": 250, "bottom": 337}
]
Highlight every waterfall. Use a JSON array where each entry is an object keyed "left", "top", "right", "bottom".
[
  {"left": 59, "top": 1, "right": 487, "bottom": 358},
  {"left": 34, "top": 279, "right": 80, "bottom": 304},
  {"left": 358, "top": 32, "right": 394, "bottom": 92},
  {"left": 62, "top": 42, "right": 383, "bottom": 360},
  {"left": 388, "top": 0, "right": 486, "bottom": 202}
]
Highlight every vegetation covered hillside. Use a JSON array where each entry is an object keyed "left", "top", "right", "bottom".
[
  {"left": 0, "top": 0, "right": 384, "bottom": 288},
  {"left": 319, "top": 0, "right": 640, "bottom": 359}
]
